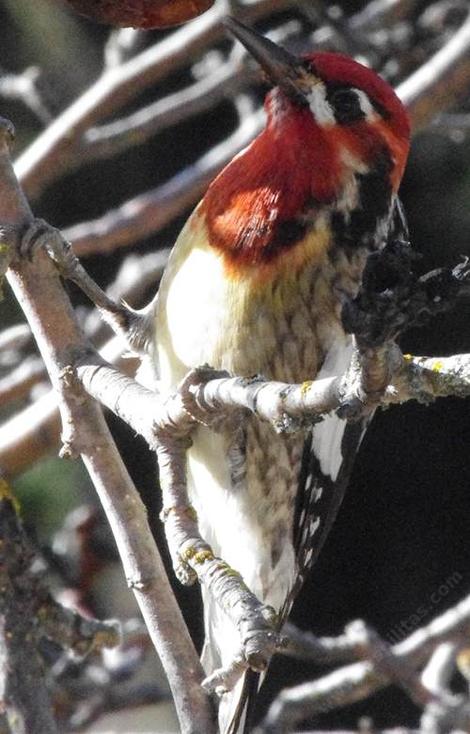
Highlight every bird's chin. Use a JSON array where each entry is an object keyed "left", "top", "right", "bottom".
[{"left": 265, "top": 87, "right": 308, "bottom": 121}]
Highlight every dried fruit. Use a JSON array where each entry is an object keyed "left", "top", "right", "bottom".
[{"left": 62, "top": 0, "right": 215, "bottom": 28}]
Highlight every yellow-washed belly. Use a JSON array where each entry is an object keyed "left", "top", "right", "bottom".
[
  {"left": 154, "top": 214, "right": 347, "bottom": 611},
  {"left": 156, "top": 212, "right": 344, "bottom": 385}
]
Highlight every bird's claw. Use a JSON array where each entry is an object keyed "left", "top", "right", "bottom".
[
  {"left": 202, "top": 655, "right": 247, "bottom": 695},
  {"left": 202, "top": 628, "right": 287, "bottom": 695},
  {"left": 174, "top": 558, "right": 198, "bottom": 586},
  {"left": 19, "top": 218, "right": 75, "bottom": 276}
]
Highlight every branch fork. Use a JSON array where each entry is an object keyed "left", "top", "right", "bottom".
[
  {"left": 1, "top": 122, "right": 215, "bottom": 733},
  {"left": 178, "top": 365, "right": 242, "bottom": 429},
  {"left": 257, "top": 594, "right": 470, "bottom": 732}
]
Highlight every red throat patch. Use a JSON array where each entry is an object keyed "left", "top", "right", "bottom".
[
  {"left": 202, "top": 107, "right": 341, "bottom": 267},
  {"left": 202, "top": 73, "right": 409, "bottom": 271}
]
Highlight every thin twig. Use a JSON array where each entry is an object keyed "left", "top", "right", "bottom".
[
  {"left": 82, "top": 18, "right": 301, "bottom": 163},
  {"left": 65, "top": 106, "right": 264, "bottom": 257},
  {"left": 0, "top": 66, "right": 53, "bottom": 124},
  {"left": 14, "top": 0, "right": 298, "bottom": 198},
  {"left": 82, "top": 47, "right": 247, "bottom": 162},
  {"left": 0, "top": 249, "right": 167, "bottom": 411},
  {"left": 258, "top": 593, "right": 470, "bottom": 732}
]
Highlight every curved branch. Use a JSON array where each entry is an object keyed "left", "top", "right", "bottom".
[
  {"left": 66, "top": 108, "right": 263, "bottom": 257},
  {"left": 0, "top": 120, "right": 215, "bottom": 734},
  {"left": 258, "top": 593, "right": 470, "bottom": 732},
  {"left": 14, "top": 0, "right": 297, "bottom": 199}
]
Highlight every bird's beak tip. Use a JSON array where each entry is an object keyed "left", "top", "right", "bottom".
[{"left": 223, "top": 15, "right": 305, "bottom": 97}]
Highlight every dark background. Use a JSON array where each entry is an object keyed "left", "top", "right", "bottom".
[{"left": 1, "top": 0, "right": 470, "bottom": 729}]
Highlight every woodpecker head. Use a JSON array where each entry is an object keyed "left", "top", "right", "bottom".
[{"left": 203, "top": 18, "right": 410, "bottom": 270}]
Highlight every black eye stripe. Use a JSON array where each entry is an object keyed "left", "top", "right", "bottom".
[
  {"left": 370, "top": 96, "right": 391, "bottom": 120},
  {"left": 326, "top": 85, "right": 366, "bottom": 125}
]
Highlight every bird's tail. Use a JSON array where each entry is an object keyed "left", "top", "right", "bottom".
[
  {"left": 201, "top": 588, "right": 261, "bottom": 734},
  {"left": 221, "top": 670, "right": 260, "bottom": 734}
]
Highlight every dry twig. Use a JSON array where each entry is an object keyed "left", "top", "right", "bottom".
[
  {"left": 257, "top": 594, "right": 470, "bottom": 732},
  {"left": 0, "top": 490, "right": 119, "bottom": 734}
]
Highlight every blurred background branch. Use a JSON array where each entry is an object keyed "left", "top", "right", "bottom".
[{"left": 1, "top": 0, "right": 470, "bottom": 731}]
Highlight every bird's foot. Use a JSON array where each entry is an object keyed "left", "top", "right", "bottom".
[
  {"left": 202, "top": 655, "right": 248, "bottom": 696},
  {"left": 19, "top": 218, "right": 73, "bottom": 270},
  {"left": 202, "top": 622, "right": 283, "bottom": 695}
]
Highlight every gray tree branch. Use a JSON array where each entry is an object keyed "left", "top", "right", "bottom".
[{"left": 0, "top": 119, "right": 215, "bottom": 734}]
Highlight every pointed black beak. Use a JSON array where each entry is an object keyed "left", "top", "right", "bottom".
[{"left": 224, "top": 16, "right": 312, "bottom": 99}]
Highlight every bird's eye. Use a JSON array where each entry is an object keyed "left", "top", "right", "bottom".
[{"left": 328, "top": 88, "right": 365, "bottom": 125}]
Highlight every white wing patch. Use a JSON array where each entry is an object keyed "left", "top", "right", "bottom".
[{"left": 312, "top": 337, "right": 353, "bottom": 480}]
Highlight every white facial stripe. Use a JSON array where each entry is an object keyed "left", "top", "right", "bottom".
[
  {"left": 307, "top": 84, "right": 378, "bottom": 126},
  {"left": 353, "top": 88, "right": 377, "bottom": 121},
  {"left": 306, "top": 82, "right": 335, "bottom": 126}
]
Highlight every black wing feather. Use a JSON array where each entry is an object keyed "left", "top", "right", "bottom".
[{"left": 288, "top": 419, "right": 367, "bottom": 612}]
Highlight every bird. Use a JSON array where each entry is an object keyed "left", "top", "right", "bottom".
[{"left": 138, "top": 16, "right": 411, "bottom": 733}]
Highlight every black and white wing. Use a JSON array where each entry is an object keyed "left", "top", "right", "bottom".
[
  {"left": 285, "top": 342, "right": 368, "bottom": 616},
  {"left": 288, "top": 195, "right": 411, "bottom": 611}
]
